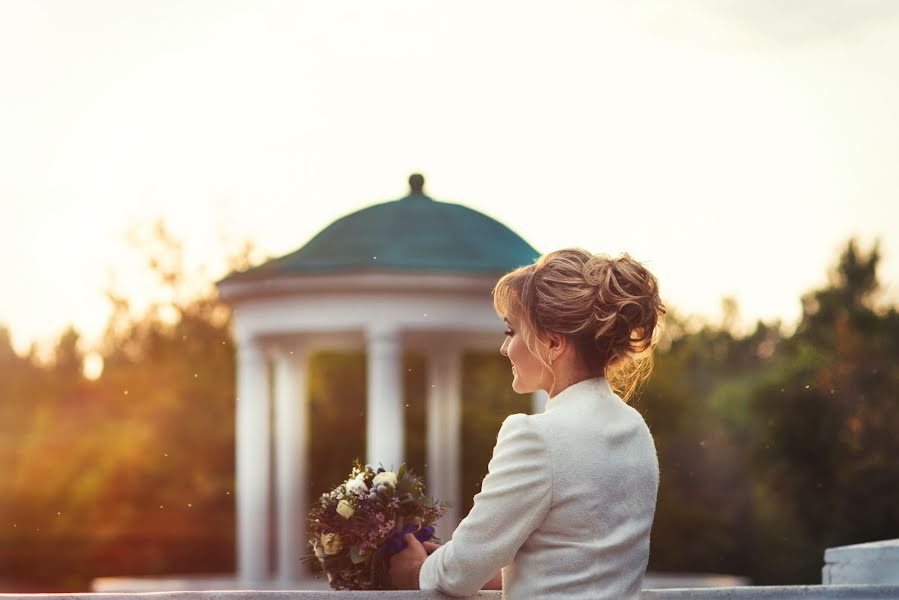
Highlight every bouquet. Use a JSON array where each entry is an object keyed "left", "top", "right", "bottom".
[{"left": 302, "top": 460, "right": 447, "bottom": 590}]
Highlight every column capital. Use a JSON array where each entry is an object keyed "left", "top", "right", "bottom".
[
  {"left": 424, "top": 344, "right": 463, "bottom": 362},
  {"left": 269, "top": 340, "right": 311, "bottom": 360},
  {"left": 366, "top": 324, "right": 401, "bottom": 346},
  {"left": 235, "top": 338, "right": 266, "bottom": 365}
]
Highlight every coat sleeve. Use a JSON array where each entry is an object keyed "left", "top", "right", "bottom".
[{"left": 419, "top": 413, "right": 552, "bottom": 596}]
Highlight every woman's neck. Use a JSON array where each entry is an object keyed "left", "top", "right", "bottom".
[{"left": 547, "top": 365, "right": 604, "bottom": 398}]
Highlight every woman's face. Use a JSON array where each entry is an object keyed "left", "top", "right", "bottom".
[{"left": 500, "top": 313, "right": 549, "bottom": 394}]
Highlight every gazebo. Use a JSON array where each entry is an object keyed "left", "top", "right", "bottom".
[{"left": 217, "top": 174, "right": 543, "bottom": 586}]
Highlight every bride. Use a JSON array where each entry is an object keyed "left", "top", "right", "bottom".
[{"left": 390, "top": 248, "right": 664, "bottom": 598}]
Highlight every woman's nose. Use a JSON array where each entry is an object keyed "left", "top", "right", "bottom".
[{"left": 500, "top": 339, "right": 509, "bottom": 356}]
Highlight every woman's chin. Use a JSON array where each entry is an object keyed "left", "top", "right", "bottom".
[{"left": 511, "top": 376, "right": 534, "bottom": 395}]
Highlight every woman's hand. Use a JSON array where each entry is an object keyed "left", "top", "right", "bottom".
[
  {"left": 423, "top": 540, "right": 441, "bottom": 554},
  {"left": 483, "top": 570, "right": 503, "bottom": 590},
  {"left": 389, "top": 533, "right": 428, "bottom": 590}
]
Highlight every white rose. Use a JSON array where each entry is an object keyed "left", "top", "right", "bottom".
[
  {"left": 372, "top": 471, "right": 397, "bottom": 488},
  {"left": 345, "top": 475, "right": 368, "bottom": 495},
  {"left": 313, "top": 541, "right": 326, "bottom": 559},
  {"left": 336, "top": 499, "right": 355, "bottom": 519}
]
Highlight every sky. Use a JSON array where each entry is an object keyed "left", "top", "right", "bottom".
[{"left": 1, "top": 0, "right": 898, "bottom": 359}]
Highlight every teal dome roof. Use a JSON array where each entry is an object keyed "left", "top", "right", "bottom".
[{"left": 225, "top": 175, "right": 539, "bottom": 282}]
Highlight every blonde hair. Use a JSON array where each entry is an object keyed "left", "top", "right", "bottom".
[{"left": 492, "top": 248, "right": 665, "bottom": 402}]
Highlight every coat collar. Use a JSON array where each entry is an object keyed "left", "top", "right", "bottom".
[{"left": 544, "top": 376, "right": 615, "bottom": 412}]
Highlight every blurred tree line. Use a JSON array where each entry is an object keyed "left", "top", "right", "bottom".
[
  {"left": 639, "top": 239, "right": 899, "bottom": 582},
  {"left": 1, "top": 229, "right": 897, "bottom": 591}
]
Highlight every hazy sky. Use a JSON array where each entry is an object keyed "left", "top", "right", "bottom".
[{"left": 1, "top": 0, "right": 898, "bottom": 357}]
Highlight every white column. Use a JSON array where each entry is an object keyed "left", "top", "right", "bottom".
[
  {"left": 236, "top": 339, "right": 271, "bottom": 585},
  {"left": 366, "top": 326, "right": 404, "bottom": 470},
  {"left": 273, "top": 344, "right": 310, "bottom": 584},
  {"left": 426, "top": 347, "right": 462, "bottom": 541},
  {"left": 532, "top": 389, "right": 549, "bottom": 414}
]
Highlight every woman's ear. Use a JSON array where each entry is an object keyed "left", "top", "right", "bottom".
[{"left": 546, "top": 332, "right": 566, "bottom": 361}]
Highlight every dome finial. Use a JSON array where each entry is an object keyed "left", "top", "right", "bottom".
[{"left": 408, "top": 173, "right": 425, "bottom": 195}]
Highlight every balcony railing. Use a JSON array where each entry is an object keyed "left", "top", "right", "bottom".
[
  {"left": 3, "top": 539, "right": 896, "bottom": 599},
  {"left": 5, "top": 587, "right": 899, "bottom": 600}
]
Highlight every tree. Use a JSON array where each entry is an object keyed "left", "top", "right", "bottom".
[
  {"left": 640, "top": 307, "right": 781, "bottom": 579},
  {"left": 0, "top": 221, "right": 253, "bottom": 590},
  {"left": 750, "top": 239, "right": 899, "bottom": 583},
  {"left": 53, "top": 326, "right": 84, "bottom": 378}
]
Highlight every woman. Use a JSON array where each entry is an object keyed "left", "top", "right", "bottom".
[{"left": 390, "top": 248, "right": 664, "bottom": 598}]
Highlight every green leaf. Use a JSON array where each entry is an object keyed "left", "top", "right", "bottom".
[{"left": 349, "top": 544, "right": 366, "bottom": 564}]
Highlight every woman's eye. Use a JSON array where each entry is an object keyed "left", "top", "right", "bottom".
[{"left": 503, "top": 329, "right": 513, "bottom": 337}]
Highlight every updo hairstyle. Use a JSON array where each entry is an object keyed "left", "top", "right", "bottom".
[{"left": 492, "top": 248, "right": 665, "bottom": 401}]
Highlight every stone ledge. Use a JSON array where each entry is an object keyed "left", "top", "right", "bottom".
[
  {"left": 4, "top": 587, "right": 899, "bottom": 599},
  {"left": 642, "top": 586, "right": 899, "bottom": 599},
  {"left": 823, "top": 538, "right": 899, "bottom": 585},
  {"left": 825, "top": 539, "right": 899, "bottom": 563},
  {"left": 89, "top": 572, "right": 750, "bottom": 593}
]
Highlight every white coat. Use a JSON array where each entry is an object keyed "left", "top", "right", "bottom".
[{"left": 419, "top": 377, "right": 659, "bottom": 599}]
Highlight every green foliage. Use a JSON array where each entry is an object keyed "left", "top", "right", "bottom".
[
  {"left": 641, "top": 239, "right": 899, "bottom": 584},
  {"left": 639, "top": 313, "right": 772, "bottom": 578},
  {"left": 748, "top": 239, "right": 899, "bottom": 582}
]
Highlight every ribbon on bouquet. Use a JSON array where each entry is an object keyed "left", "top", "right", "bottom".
[{"left": 379, "top": 525, "right": 436, "bottom": 562}]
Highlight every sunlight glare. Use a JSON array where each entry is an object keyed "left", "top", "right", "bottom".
[{"left": 83, "top": 352, "right": 104, "bottom": 380}]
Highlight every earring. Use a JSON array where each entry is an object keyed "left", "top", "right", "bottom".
[{"left": 549, "top": 353, "right": 553, "bottom": 366}]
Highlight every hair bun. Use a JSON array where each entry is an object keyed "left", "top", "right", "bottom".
[
  {"left": 589, "top": 253, "right": 664, "bottom": 363},
  {"left": 581, "top": 254, "right": 610, "bottom": 287}
]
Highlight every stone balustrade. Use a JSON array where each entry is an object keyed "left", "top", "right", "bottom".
[{"left": 4, "top": 539, "right": 896, "bottom": 600}]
